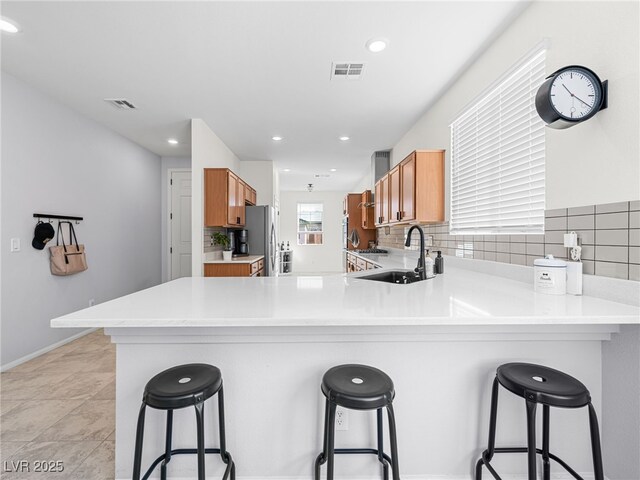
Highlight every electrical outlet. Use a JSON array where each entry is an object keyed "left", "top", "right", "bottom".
[{"left": 335, "top": 407, "right": 349, "bottom": 431}]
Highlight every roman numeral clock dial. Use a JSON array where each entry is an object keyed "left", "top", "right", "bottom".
[{"left": 535, "top": 65, "right": 608, "bottom": 129}]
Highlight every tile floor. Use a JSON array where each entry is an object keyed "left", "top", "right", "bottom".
[{"left": 1, "top": 330, "right": 115, "bottom": 479}]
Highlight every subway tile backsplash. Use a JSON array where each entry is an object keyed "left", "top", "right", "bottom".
[{"left": 377, "top": 200, "right": 640, "bottom": 281}]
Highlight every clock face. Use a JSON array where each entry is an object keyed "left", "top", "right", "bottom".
[{"left": 550, "top": 69, "right": 601, "bottom": 121}]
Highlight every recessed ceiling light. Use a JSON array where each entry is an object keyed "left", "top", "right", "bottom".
[
  {"left": 339, "top": 136, "right": 350, "bottom": 141},
  {"left": 330, "top": 168, "right": 337, "bottom": 172},
  {"left": 272, "top": 136, "right": 283, "bottom": 141},
  {"left": 283, "top": 168, "right": 291, "bottom": 172},
  {"left": 0, "top": 18, "right": 20, "bottom": 34},
  {"left": 366, "top": 38, "right": 388, "bottom": 53},
  {"left": 167, "top": 139, "right": 179, "bottom": 145}
]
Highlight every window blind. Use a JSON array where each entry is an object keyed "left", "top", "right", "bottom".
[{"left": 450, "top": 49, "right": 546, "bottom": 235}]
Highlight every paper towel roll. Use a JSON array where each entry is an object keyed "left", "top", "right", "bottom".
[{"left": 566, "top": 261, "right": 583, "bottom": 295}]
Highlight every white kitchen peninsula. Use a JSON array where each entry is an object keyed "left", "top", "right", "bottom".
[{"left": 51, "top": 265, "right": 640, "bottom": 480}]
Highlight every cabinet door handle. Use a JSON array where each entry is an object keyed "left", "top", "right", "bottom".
[
  {"left": 237, "top": 217, "right": 240, "bottom": 224},
  {"left": 396, "top": 212, "right": 400, "bottom": 220}
]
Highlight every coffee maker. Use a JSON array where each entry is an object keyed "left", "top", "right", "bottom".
[{"left": 235, "top": 229, "right": 249, "bottom": 256}]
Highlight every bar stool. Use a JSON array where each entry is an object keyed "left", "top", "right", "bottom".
[
  {"left": 132, "top": 363, "right": 235, "bottom": 480},
  {"left": 475, "top": 362, "right": 604, "bottom": 480},
  {"left": 314, "top": 364, "right": 400, "bottom": 480}
]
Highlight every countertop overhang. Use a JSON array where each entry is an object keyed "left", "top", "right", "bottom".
[{"left": 51, "top": 267, "right": 640, "bottom": 329}]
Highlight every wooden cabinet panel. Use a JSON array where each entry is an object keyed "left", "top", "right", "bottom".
[
  {"left": 400, "top": 153, "right": 416, "bottom": 222},
  {"left": 374, "top": 181, "right": 382, "bottom": 226},
  {"left": 381, "top": 175, "right": 390, "bottom": 225},
  {"left": 345, "top": 193, "right": 376, "bottom": 250},
  {"left": 204, "top": 258, "right": 264, "bottom": 277},
  {"left": 371, "top": 150, "right": 444, "bottom": 226},
  {"left": 361, "top": 190, "right": 375, "bottom": 230},
  {"left": 388, "top": 166, "right": 401, "bottom": 224},
  {"left": 227, "top": 172, "right": 238, "bottom": 226},
  {"left": 204, "top": 168, "right": 256, "bottom": 228}
]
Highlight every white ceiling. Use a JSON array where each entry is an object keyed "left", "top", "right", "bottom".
[{"left": 1, "top": 1, "right": 529, "bottom": 191}]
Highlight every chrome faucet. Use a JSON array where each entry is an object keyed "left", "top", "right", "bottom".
[{"left": 405, "top": 225, "right": 426, "bottom": 280}]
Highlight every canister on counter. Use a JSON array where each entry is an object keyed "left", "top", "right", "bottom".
[{"left": 533, "top": 255, "right": 567, "bottom": 295}]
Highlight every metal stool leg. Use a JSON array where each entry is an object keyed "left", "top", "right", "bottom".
[
  {"left": 218, "top": 386, "right": 229, "bottom": 463},
  {"left": 588, "top": 403, "right": 604, "bottom": 480},
  {"left": 132, "top": 402, "right": 147, "bottom": 480},
  {"left": 314, "top": 398, "right": 331, "bottom": 480},
  {"left": 377, "top": 408, "right": 389, "bottom": 480},
  {"left": 525, "top": 399, "right": 538, "bottom": 480},
  {"left": 326, "top": 402, "right": 337, "bottom": 480},
  {"left": 160, "top": 410, "right": 173, "bottom": 480},
  {"left": 194, "top": 401, "right": 206, "bottom": 480},
  {"left": 542, "top": 405, "right": 550, "bottom": 480},
  {"left": 386, "top": 403, "right": 400, "bottom": 480},
  {"left": 476, "top": 376, "right": 500, "bottom": 480}
]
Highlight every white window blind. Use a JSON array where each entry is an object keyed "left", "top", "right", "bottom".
[{"left": 450, "top": 49, "right": 546, "bottom": 235}]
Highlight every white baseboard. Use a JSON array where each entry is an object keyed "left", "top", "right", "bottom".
[{"left": 0, "top": 328, "right": 97, "bottom": 372}]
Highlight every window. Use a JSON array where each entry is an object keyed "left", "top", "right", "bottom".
[
  {"left": 450, "top": 47, "right": 546, "bottom": 235},
  {"left": 297, "top": 203, "right": 323, "bottom": 245}
]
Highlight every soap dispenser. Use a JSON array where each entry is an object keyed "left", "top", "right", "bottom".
[
  {"left": 435, "top": 251, "right": 444, "bottom": 274},
  {"left": 425, "top": 249, "right": 435, "bottom": 279}
]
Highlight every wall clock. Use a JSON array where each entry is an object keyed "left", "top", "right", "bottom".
[{"left": 535, "top": 65, "right": 608, "bottom": 129}]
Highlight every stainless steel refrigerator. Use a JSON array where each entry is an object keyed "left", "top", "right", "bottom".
[{"left": 245, "top": 205, "right": 278, "bottom": 276}]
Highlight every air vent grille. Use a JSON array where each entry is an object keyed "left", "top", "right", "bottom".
[
  {"left": 104, "top": 98, "right": 137, "bottom": 110},
  {"left": 331, "top": 62, "right": 365, "bottom": 80},
  {"left": 314, "top": 174, "right": 330, "bottom": 178}
]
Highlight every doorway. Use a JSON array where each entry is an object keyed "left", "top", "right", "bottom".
[{"left": 168, "top": 169, "right": 192, "bottom": 280}]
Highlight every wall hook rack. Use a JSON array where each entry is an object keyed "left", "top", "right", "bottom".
[{"left": 33, "top": 213, "right": 84, "bottom": 224}]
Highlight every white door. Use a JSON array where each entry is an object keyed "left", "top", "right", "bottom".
[{"left": 170, "top": 170, "right": 192, "bottom": 280}]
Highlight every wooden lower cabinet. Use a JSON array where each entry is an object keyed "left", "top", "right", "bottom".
[
  {"left": 345, "top": 252, "right": 381, "bottom": 273},
  {"left": 204, "top": 258, "right": 264, "bottom": 277}
]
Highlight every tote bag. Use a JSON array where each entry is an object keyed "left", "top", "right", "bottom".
[{"left": 49, "top": 221, "right": 88, "bottom": 276}]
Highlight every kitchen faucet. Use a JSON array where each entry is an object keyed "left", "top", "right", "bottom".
[{"left": 405, "top": 225, "right": 426, "bottom": 280}]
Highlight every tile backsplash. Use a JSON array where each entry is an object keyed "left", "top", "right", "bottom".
[
  {"left": 377, "top": 200, "right": 640, "bottom": 281},
  {"left": 203, "top": 226, "right": 225, "bottom": 254}
]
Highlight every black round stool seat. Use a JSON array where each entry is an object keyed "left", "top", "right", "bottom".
[
  {"left": 321, "top": 364, "right": 394, "bottom": 410},
  {"left": 497, "top": 362, "right": 591, "bottom": 408},
  {"left": 144, "top": 363, "right": 222, "bottom": 409}
]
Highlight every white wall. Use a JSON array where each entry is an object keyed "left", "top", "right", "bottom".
[
  {"left": 240, "top": 160, "right": 275, "bottom": 206},
  {"left": 350, "top": 170, "right": 372, "bottom": 193},
  {"left": 279, "top": 190, "right": 345, "bottom": 274},
  {"left": 161, "top": 156, "right": 191, "bottom": 282},
  {"left": 0, "top": 72, "right": 162, "bottom": 367},
  {"left": 393, "top": 1, "right": 639, "bottom": 211},
  {"left": 190, "top": 119, "right": 240, "bottom": 276}
]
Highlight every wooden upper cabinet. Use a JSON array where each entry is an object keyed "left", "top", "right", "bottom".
[
  {"left": 361, "top": 190, "right": 375, "bottom": 230},
  {"left": 388, "top": 166, "right": 401, "bottom": 223},
  {"left": 372, "top": 150, "right": 444, "bottom": 226},
  {"left": 380, "top": 175, "right": 390, "bottom": 225},
  {"left": 204, "top": 168, "right": 256, "bottom": 228},
  {"left": 245, "top": 186, "right": 257, "bottom": 206},
  {"left": 400, "top": 153, "right": 416, "bottom": 222}
]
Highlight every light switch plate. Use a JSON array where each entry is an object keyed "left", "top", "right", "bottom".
[{"left": 10, "top": 238, "right": 20, "bottom": 252}]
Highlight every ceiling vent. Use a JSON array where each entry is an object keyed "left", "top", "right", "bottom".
[
  {"left": 104, "top": 98, "right": 137, "bottom": 110},
  {"left": 314, "top": 174, "right": 330, "bottom": 178},
  {"left": 331, "top": 62, "right": 365, "bottom": 80}
]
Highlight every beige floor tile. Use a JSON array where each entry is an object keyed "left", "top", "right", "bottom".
[
  {"left": 1, "top": 400, "right": 84, "bottom": 442},
  {"left": 0, "top": 401, "right": 23, "bottom": 417},
  {"left": 105, "top": 430, "right": 115, "bottom": 441},
  {"left": 35, "top": 400, "right": 114, "bottom": 442},
  {"left": 40, "top": 373, "right": 114, "bottom": 401},
  {"left": 68, "top": 441, "right": 114, "bottom": 480},
  {"left": 33, "top": 350, "right": 114, "bottom": 375},
  {"left": 7, "top": 352, "right": 66, "bottom": 374},
  {"left": 1, "top": 441, "right": 101, "bottom": 480},
  {"left": 0, "top": 372, "right": 75, "bottom": 401},
  {"left": 0, "top": 442, "right": 28, "bottom": 460},
  {"left": 91, "top": 380, "right": 115, "bottom": 401}
]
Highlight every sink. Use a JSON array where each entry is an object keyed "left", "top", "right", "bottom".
[{"left": 357, "top": 270, "right": 422, "bottom": 285}]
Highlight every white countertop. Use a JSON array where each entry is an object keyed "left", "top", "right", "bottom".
[
  {"left": 51, "top": 256, "right": 640, "bottom": 328},
  {"left": 203, "top": 254, "right": 264, "bottom": 264}
]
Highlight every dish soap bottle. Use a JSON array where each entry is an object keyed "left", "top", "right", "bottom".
[
  {"left": 425, "top": 249, "right": 435, "bottom": 279},
  {"left": 435, "top": 251, "right": 444, "bottom": 274}
]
